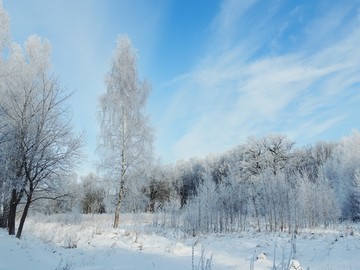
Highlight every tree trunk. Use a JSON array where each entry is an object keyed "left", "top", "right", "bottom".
[
  {"left": 0, "top": 179, "right": 6, "bottom": 228},
  {"left": 113, "top": 184, "right": 125, "bottom": 228},
  {"left": 113, "top": 150, "right": 126, "bottom": 228},
  {"left": 113, "top": 206, "right": 120, "bottom": 228},
  {"left": 16, "top": 195, "right": 32, "bottom": 239},
  {"left": 113, "top": 175, "right": 126, "bottom": 228},
  {"left": 8, "top": 189, "right": 18, "bottom": 235},
  {"left": 0, "top": 202, "right": 9, "bottom": 229}
]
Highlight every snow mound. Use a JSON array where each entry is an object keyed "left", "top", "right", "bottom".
[
  {"left": 289, "top": 259, "right": 303, "bottom": 270},
  {"left": 256, "top": 252, "right": 267, "bottom": 261}
]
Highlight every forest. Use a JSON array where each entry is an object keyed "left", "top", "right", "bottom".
[
  {"left": 1, "top": 0, "right": 360, "bottom": 239},
  {"left": 1, "top": 2, "right": 360, "bottom": 269},
  {"left": 39, "top": 131, "right": 360, "bottom": 235}
]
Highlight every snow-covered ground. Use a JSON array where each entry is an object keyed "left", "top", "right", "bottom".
[{"left": 0, "top": 214, "right": 359, "bottom": 270}]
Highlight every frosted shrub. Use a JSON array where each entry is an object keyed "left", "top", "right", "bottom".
[
  {"left": 55, "top": 258, "right": 73, "bottom": 270},
  {"left": 195, "top": 249, "right": 212, "bottom": 270},
  {"left": 62, "top": 228, "right": 79, "bottom": 249},
  {"left": 81, "top": 173, "right": 106, "bottom": 214},
  {"left": 64, "top": 213, "right": 83, "bottom": 225},
  {"left": 192, "top": 241, "right": 212, "bottom": 270}
]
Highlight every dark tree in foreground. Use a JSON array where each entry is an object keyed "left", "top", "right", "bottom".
[{"left": 0, "top": 34, "right": 83, "bottom": 238}]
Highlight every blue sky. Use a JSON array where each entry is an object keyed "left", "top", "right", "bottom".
[{"left": 3, "top": 0, "right": 360, "bottom": 174}]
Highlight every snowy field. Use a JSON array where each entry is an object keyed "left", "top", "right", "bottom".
[{"left": 0, "top": 214, "right": 359, "bottom": 270}]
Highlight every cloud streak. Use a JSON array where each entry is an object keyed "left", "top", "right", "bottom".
[{"left": 158, "top": 0, "right": 360, "bottom": 162}]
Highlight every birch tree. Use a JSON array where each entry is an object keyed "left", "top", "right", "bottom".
[{"left": 98, "top": 35, "right": 153, "bottom": 228}]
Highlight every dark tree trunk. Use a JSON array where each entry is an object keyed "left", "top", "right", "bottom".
[
  {"left": 149, "top": 184, "right": 156, "bottom": 213},
  {"left": 16, "top": 195, "right": 31, "bottom": 239},
  {"left": 149, "top": 201, "right": 155, "bottom": 213},
  {"left": 0, "top": 202, "right": 9, "bottom": 228},
  {"left": 8, "top": 189, "right": 18, "bottom": 235}
]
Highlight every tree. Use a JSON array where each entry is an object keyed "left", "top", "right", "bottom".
[
  {"left": 98, "top": 35, "right": 153, "bottom": 228},
  {"left": 32, "top": 173, "right": 80, "bottom": 214},
  {"left": 352, "top": 170, "right": 360, "bottom": 221},
  {"left": 144, "top": 166, "right": 173, "bottom": 212},
  {"left": 326, "top": 130, "right": 360, "bottom": 220},
  {"left": 0, "top": 0, "right": 10, "bottom": 228},
  {"left": 81, "top": 173, "right": 106, "bottom": 214},
  {"left": 0, "top": 35, "right": 83, "bottom": 238}
]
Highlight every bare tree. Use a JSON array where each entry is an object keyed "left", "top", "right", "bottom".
[
  {"left": 98, "top": 35, "right": 153, "bottom": 228},
  {"left": 0, "top": 35, "right": 83, "bottom": 238},
  {"left": 0, "top": 3, "right": 21, "bottom": 231}
]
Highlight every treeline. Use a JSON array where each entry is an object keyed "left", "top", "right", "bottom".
[
  {"left": 22, "top": 132, "right": 360, "bottom": 236},
  {"left": 151, "top": 132, "right": 360, "bottom": 234}
]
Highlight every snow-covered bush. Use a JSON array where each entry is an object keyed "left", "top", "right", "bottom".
[
  {"left": 80, "top": 173, "right": 106, "bottom": 214},
  {"left": 62, "top": 228, "right": 79, "bottom": 249}
]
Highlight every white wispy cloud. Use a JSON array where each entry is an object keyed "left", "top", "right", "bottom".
[{"left": 160, "top": 0, "right": 360, "bottom": 162}]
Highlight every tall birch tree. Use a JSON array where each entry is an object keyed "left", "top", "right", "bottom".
[{"left": 98, "top": 35, "right": 152, "bottom": 228}]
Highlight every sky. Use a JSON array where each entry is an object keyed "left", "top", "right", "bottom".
[{"left": 2, "top": 0, "right": 360, "bottom": 175}]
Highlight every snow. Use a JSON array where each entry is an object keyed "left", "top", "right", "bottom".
[{"left": 0, "top": 214, "right": 359, "bottom": 270}]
